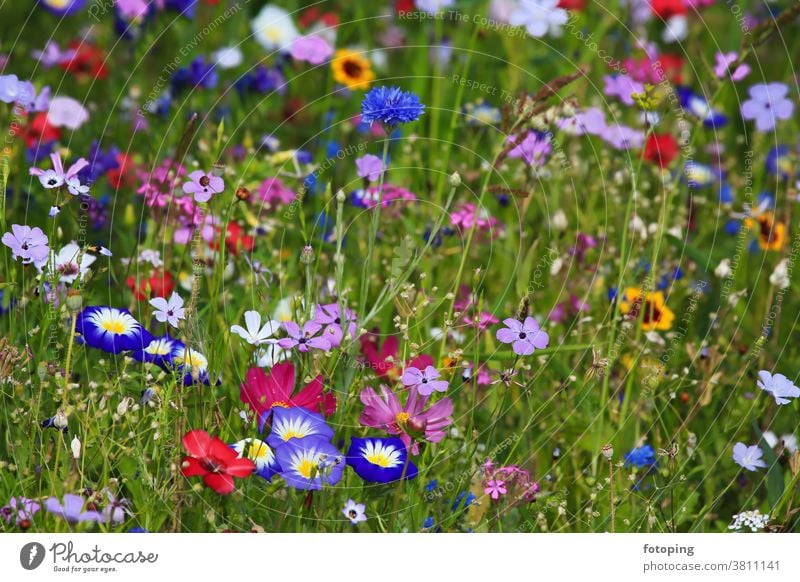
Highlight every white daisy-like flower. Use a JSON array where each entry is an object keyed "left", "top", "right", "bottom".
[{"left": 230, "top": 310, "right": 280, "bottom": 346}]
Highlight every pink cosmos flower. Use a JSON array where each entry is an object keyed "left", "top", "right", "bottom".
[
  {"left": 182, "top": 170, "right": 224, "bottom": 203},
  {"left": 358, "top": 385, "right": 453, "bottom": 454},
  {"left": 290, "top": 35, "right": 334, "bottom": 65}
]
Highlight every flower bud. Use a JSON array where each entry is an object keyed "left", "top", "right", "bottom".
[
  {"left": 53, "top": 410, "right": 68, "bottom": 430},
  {"left": 336, "top": 189, "right": 346, "bottom": 204},
  {"left": 449, "top": 172, "right": 461, "bottom": 187},
  {"left": 65, "top": 289, "right": 82, "bottom": 313},
  {"left": 235, "top": 186, "right": 251, "bottom": 202},
  {"left": 601, "top": 443, "right": 614, "bottom": 461},
  {"left": 300, "top": 245, "right": 315, "bottom": 265},
  {"left": 37, "top": 361, "right": 49, "bottom": 382}
]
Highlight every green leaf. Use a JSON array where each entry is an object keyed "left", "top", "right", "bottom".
[{"left": 752, "top": 420, "right": 784, "bottom": 509}]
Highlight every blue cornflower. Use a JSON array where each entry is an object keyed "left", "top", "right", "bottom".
[
  {"left": 361, "top": 86, "right": 425, "bottom": 127},
  {"left": 624, "top": 445, "right": 657, "bottom": 468}
]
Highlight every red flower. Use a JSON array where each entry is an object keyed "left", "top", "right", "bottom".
[
  {"left": 181, "top": 430, "right": 255, "bottom": 495},
  {"left": 240, "top": 361, "right": 336, "bottom": 420},
  {"left": 24, "top": 113, "right": 61, "bottom": 148},
  {"left": 359, "top": 333, "right": 434, "bottom": 379},
  {"left": 643, "top": 133, "right": 679, "bottom": 168},
  {"left": 298, "top": 7, "right": 339, "bottom": 29},
  {"left": 126, "top": 270, "right": 175, "bottom": 301},
  {"left": 106, "top": 153, "right": 135, "bottom": 189},
  {"left": 211, "top": 222, "right": 254, "bottom": 256},
  {"left": 650, "top": 0, "right": 687, "bottom": 19},
  {"left": 558, "top": 0, "right": 586, "bottom": 9},
  {"left": 60, "top": 41, "right": 108, "bottom": 80},
  {"left": 395, "top": 0, "right": 415, "bottom": 16}
]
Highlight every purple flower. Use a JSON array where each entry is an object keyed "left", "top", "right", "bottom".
[
  {"left": 2, "top": 224, "right": 49, "bottom": 265},
  {"left": 355, "top": 154, "right": 385, "bottom": 182},
  {"left": 313, "top": 303, "right": 357, "bottom": 348},
  {"left": 557, "top": 107, "right": 607, "bottom": 136},
  {"left": 401, "top": 366, "right": 449, "bottom": 396},
  {"left": 29, "top": 151, "right": 89, "bottom": 192},
  {"left": 1, "top": 496, "right": 41, "bottom": 526},
  {"left": 507, "top": 132, "right": 551, "bottom": 166},
  {"left": 277, "top": 321, "right": 332, "bottom": 353},
  {"left": 603, "top": 74, "right": 645, "bottom": 107},
  {"left": 496, "top": 316, "right": 549, "bottom": 356},
  {"left": 182, "top": 170, "right": 225, "bottom": 203},
  {"left": 732, "top": 442, "right": 767, "bottom": 472},
  {"left": 44, "top": 494, "right": 102, "bottom": 524},
  {"left": 101, "top": 490, "right": 132, "bottom": 525},
  {"left": 601, "top": 123, "right": 645, "bottom": 150},
  {"left": 714, "top": 52, "right": 750, "bottom": 82},
  {"left": 741, "top": 83, "right": 794, "bottom": 132},
  {"left": 290, "top": 35, "right": 334, "bottom": 65},
  {"left": 757, "top": 370, "right": 800, "bottom": 405}
]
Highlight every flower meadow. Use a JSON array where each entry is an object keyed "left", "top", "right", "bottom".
[{"left": 0, "top": 0, "right": 799, "bottom": 535}]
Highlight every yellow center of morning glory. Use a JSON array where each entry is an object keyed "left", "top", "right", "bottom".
[
  {"left": 100, "top": 319, "right": 127, "bottom": 334},
  {"left": 366, "top": 452, "right": 392, "bottom": 468},
  {"left": 297, "top": 459, "right": 316, "bottom": 479}
]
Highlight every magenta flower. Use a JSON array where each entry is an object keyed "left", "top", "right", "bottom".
[
  {"left": 714, "top": 52, "right": 750, "bottom": 82},
  {"left": 257, "top": 177, "right": 296, "bottom": 205},
  {"left": 277, "top": 321, "right": 332, "bottom": 353},
  {"left": 2, "top": 224, "right": 49, "bottom": 265},
  {"left": 312, "top": 303, "right": 357, "bottom": 348},
  {"left": 29, "top": 151, "right": 88, "bottom": 191},
  {"left": 290, "top": 35, "right": 333, "bottom": 65},
  {"left": 741, "top": 83, "right": 794, "bottom": 132},
  {"left": 182, "top": 170, "right": 225, "bottom": 203},
  {"left": 355, "top": 154, "right": 385, "bottom": 182},
  {"left": 358, "top": 385, "right": 454, "bottom": 454},
  {"left": 496, "top": 316, "right": 549, "bottom": 356},
  {"left": 484, "top": 480, "right": 507, "bottom": 500},
  {"left": 401, "top": 365, "right": 448, "bottom": 396}
]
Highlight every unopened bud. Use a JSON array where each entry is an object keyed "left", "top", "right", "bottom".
[
  {"left": 53, "top": 410, "right": 68, "bottom": 430},
  {"left": 37, "top": 361, "right": 49, "bottom": 382},
  {"left": 66, "top": 289, "right": 82, "bottom": 313},
  {"left": 449, "top": 172, "right": 461, "bottom": 187},
  {"left": 335, "top": 189, "right": 346, "bottom": 204},
  {"left": 300, "top": 245, "right": 315, "bottom": 265},
  {"left": 601, "top": 444, "right": 614, "bottom": 461},
  {"left": 235, "top": 186, "right": 251, "bottom": 202}
]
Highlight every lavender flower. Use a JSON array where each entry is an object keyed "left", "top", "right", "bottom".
[
  {"left": 277, "top": 321, "right": 332, "bottom": 353},
  {"left": 1, "top": 496, "right": 41, "bottom": 527},
  {"left": 355, "top": 154, "right": 384, "bottom": 182},
  {"left": 182, "top": 170, "right": 224, "bottom": 203},
  {"left": 44, "top": 494, "right": 103, "bottom": 524},
  {"left": 741, "top": 83, "right": 794, "bottom": 132},
  {"left": 401, "top": 366, "right": 449, "bottom": 396},
  {"left": 757, "top": 370, "right": 800, "bottom": 405},
  {"left": 496, "top": 316, "right": 549, "bottom": 356},
  {"left": 732, "top": 442, "right": 767, "bottom": 472},
  {"left": 714, "top": 52, "right": 750, "bottom": 81},
  {"left": 2, "top": 224, "right": 50, "bottom": 265}
]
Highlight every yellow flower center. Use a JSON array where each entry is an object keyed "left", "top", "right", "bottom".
[
  {"left": 297, "top": 459, "right": 316, "bottom": 479},
  {"left": 272, "top": 401, "right": 289, "bottom": 408},
  {"left": 395, "top": 412, "right": 410, "bottom": 424},
  {"left": 100, "top": 320, "right": 126, "bottom": 334},
  {"left": 366, "top": 453, "right": 392, "bottom": 468}
]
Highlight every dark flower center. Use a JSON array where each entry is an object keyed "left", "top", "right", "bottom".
[
  {"left": 201, "top": 457, "right": 223, "bottom": 473},
  {"left": 199, "top": 175, "right": 210, "bottom": 187},
  {"left": 343, "top": 59, "right": 363, "bottom": 78},
  {"left": 348, "top": 510, "right": 357, "bottom": 519},
  {"left": 519, "top": 332, "right": 527, "bottom": 339}
]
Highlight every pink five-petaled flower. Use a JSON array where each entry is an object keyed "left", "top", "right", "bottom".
[
  {"left": 484, "top": 479, "right": 507, "bottom": 500},
  {"left": 358, "top": 385, "right": 453, "bottom": 455},
  {"left": 355, "top": 154, "right": 384, "bottom": 182},
  {"left": 277, "top": 321, "right": 332, "bottom": 353},
  {"left": 240, "top": 361, "right": 336, "bottom": 427},
  {"left": 182, "top": 170, "right": 225, "bottom": 203},
  {"left": 732, "top": 442, "right": 767, "bottom": 472},
  {"left": 180, "top": 429, "right": 255, "bottom": 495},
  {"left": 713, "top": 52, "right": 750, "bottom": 82},
  {"left": 29, "top": 151, "right": 88, "bottom": 193},
  {"left": 400, "top": 365, "right": 448, "bottom": 396},
  {"left": 496, "top": 316, "right": 549, "bottom": 356},
  {"left": 2, "top": 224, "right": 49, "bottom": 265}
]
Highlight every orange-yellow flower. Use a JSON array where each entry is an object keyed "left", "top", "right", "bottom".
[
  {"left": 618, "top": 287, "right": 675, "bottom": 331},
  {"left": 746, "top": 213, "right": 786, "bottom": 251},
  {"left": 331, "top": 49, "right": 374, "bottom": 90}
]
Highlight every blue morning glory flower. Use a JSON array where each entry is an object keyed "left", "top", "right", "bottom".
[
  {"left": 347, "top": 437, "right": 418, "bottom": 483},
  {"left": 624, "top": 445, "right": 657, "bottom": 468},
  {"left": 361, "top": 86, "right": 425, "bottom": 127},
  {"left": 274, "top": 436, "right": 344, "bottom": 490},
  {"left": 131, "top": 335, "right": 182, "bottom": 369},
  {"left": 231, "top": 438, "right": 280, "bottom": 481},
  {"left": 39, "top": 0, "right": 87, "bottom": 16},
  {"left": 266, "top": 407, "right": 335, "bottom": 448},
  {"left": 75, "top": 306, "right": 152, "bottom": 354}
]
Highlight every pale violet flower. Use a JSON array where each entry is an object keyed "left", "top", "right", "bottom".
[
  {"left": 757, "top": 370, "right": 800, "bottom": 405},
  {"left": 212, "top": 46, "right": 243, "bottom": 69},
  {"left": 231, "top": 310, "right": 281, "bottom": 346},
  {"left": 36, "top": 242, "right": 96, "bottom": 284},
  {"left": 149, "top": 292, "right": 185, "bottom": 329},
  {"left": 401, "top": 366, "right": 449, "bottom": 396},
  {"left": 509, "top": 0, "right": 568, "bottom": 39},
  {"left": 342, "top": 499, "right": 367, "bottom": 524},
  {"left": 732, "top": 442, "right": 767, "bottom": 472}
]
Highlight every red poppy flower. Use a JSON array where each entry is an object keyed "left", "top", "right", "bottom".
[
  {"left": 211, "top": 222, "right": 254, "bottom": 256},
  {"left": 558, "top": 0, "right": 586, "bottom": 9},
  {"left": 654, "top": 54, "right": 684, "bottom": 85},
  {"left": 650, "top": 0, "right": 687, "bottom": 19},
  {"left": 24, "top": 113, "right": 61, "bottom": 148},
  {"left": 395, "top": 0, "right": 415, "bottom": 16},
  {"left": 181, "top": 430, "right": 255, "bottom": 495},
  {"left": 60, "top": 41, "right": 108, "bottom": 80},
  {"left": 240, "top": 361, "right": 337, "bottom": 420},
  {"left": 643, "top": 133, "right": 679, "bottom": 168},
  {"left": 106, "top": 153, "right": 135, "bottom": 189},
  {"left": 298, "top": 7, "right": 339, "bottom": 29},
  {"left": 359, "top": 333, "right": 434, "bottom": 379},
  {"left": 126, "top": 270, "right": 175, "bottom": 301}
]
